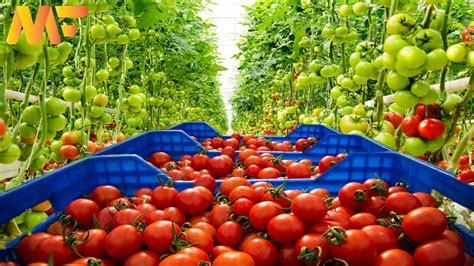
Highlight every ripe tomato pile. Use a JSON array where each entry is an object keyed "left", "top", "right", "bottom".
[
  {"left": 149, "top": 149, "right": 346, "bottom": 180},
  {"left": 10, "top": 177, "right": 468, "bottom": 266},
  {"left": 198, "top": 134, "right": 318, "bottom": 152}
]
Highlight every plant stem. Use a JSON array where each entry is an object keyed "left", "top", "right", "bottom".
[
  {"left": 439, "top": 0, "right": 452, "bottom": 96},
  {"left": 421, "top": 4, "right": 434, "bottom": 29},
  {"left": 448, "top": 125, "right": 473, "bottom": 172},
  {"left": 374, "top": 68, "right": 387, "bottom": 124},
  {"left": 80, "top": 17, "right": 92, "bottom": 149}
]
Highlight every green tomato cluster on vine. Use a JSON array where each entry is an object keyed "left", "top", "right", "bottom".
[
  {"left": 0, "top": 118, "right": 21, "bottom": 165},
  {"left": 90, "top": 14, "right": 141, "bottom": 45}
]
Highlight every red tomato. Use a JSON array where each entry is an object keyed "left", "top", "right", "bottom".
[
  {"left": 329, "top": 229, "right": 377, "bottom": 266},
  {"left": 374, "top": 249, "right": 414, "bottom": 266},
  {"left": 143, "top": 221, "right": 181, "bottom": 254},
  {"left": 309, "top": 188, "right": 331, "bottom": 199},
  {"left": 136, "top": 203, "right": 157, "bottom": 216},
  {"left": 135, "top": 187, "right": 153, "bottom": 197},
  {"left": 233, "top": 198, "right": 254, "bottom": 216},
  {"left": 209, "top": 203, "right": 232, "bottom": 229},
  {"left": 151, "top": 185, "right": 177, "bottom": 209},
  {"left": 363, "top": 178, "right": 389, "bottom": 197},
  {"left": 216, "top": 221, "right": 244, "bottom": 247},
  {"left": 361, "top": 196, "right": 386, "bottom": 217},
  {"left": 212, "top": 245, "right": 236, "bottom": 259},
  {"left": 221, "top": 146, "right": 236, "bottom": 158},
  {"left": 387, "top": 185, "right": 407, "bottom": 195},
  {"left": 75, "top": 229, "right": 107, "bottom": 258},
  {"left": 163, "top": 207, "right": 187, "bottom": 226},
  {"left": 267, "top": 214, "right": 305, "bottom": 244},
  {"left": 149, "top": 152, "right": 171, "bottom": 167},
  {"left": 413, "top": 192, "right": 437, "bottom": 207},
  {"left": 362, "top": 225, "right": 399, "bottom": 253},
  {"left": 294, "top": 233, "right": 330, "bottom": 264},
  {"left": 90, "top": 185, "right": 122, "bottom": 208},
  {"left": 242, "top": 238, "right": 278, "bottom": 266},
  {"left": 193, "top": 222, "right": 217, "bottom": 240},
  {"left": 277, "top": 244, "right": 304, "bottom": 266},
  {"left": 338, "top": 182, "right": 367, "bottom": 211},
  {"left": 458, "top": 169, "right": 474, "bottom": 183},
  {"left": 442, "top": 229, "right": 464, "bottom": 250},
  {"left": 462, "top": 25, "right": 474, "bottom": 42},
  {"left": 385, "top": 192, "right": 421, "bottom": 215},
  {"left": 65, "top": 199, "right": 99, "bottom": 228},
  {"left": 159, "top": 254, "right": 201, "bottom": 266},
  {"left": 349, "top": 212, "right": 377, "bottom": 229},
  {"left": 33, "top": 235, "right": 78, "bottom": 264},
  {"left": 220, "top": 177, "right": 250, "bottom": 196},
  {"left": 213, "top": 251, "right": 256, "bottom": 266},
  {"left": 105, "top": 225, "right": 142, "bottom": 260},
  {"left": 229, "top": 186, "right": 258, "bottom": 203},
  {"left": 112, "top": 208, "right": 145, "bottom": 227},
  {"left": 124, "top": 250, "right": 160, "bottom": 266},
  {"left": 184, "top": 228, "right": 214, "bottom": 254},
  {"left": 401, "top": 115, "right": 422, "bottom": 137},
  {"left": 145, "top": 209, "right": 169, "bottom": 224},
  {"left": 418, "top": 118, "right": 445, "bottom": 140},
  {"left": 413, "top": 238, "right": 465, "bottom": 266},
  {"left": 286, "top": 163, "right": 311, "bottom": 178},
  {"left": 0, "top": 118, "right": 6, "bottom": 138},
  {"left": 257, "top": 167, "right": 281, "bottom": 179},
  {"left": 384, "top": 111, "right": 404, "bottom": 129},
  {"left": 238, "top": 149, "right": 258, "bottom": 162},
  {"left": 318, "top": 156, "right": 339, "bottom": 173},
  {"left": 17, "top": 233, "right": 52, "bottom": 264},
  {"left": 175, "top": 188, "right": 212, "bottom": 216},
  {"left": 178, "top": 246, "right": 210, "bottom": 262},
  {"left": 401, "top": 207, "right": 447, "bottom": 243},
  {"left": 249, "top": 201, "right": 284, "bottom": 231},
  {"left": 60, "top": 145, "right": 80, "bottom": 160},
  {"left": 295, "top": 139, "right": 310, "bottom": 151},
  {"left": 191, "top": 153, "right": 209, "bottom": 171},
  {"left": 194, "top": 174, "right": 217, "bottom": 192},
  {"left": 291, "top": 193, "right": 328, "bottom": 223}
]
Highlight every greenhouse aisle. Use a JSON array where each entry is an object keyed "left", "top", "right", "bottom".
[{"left": 201, "top": 0, "right": 255, "bottom": 131}]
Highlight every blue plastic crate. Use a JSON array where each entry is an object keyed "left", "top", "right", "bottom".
[
  {"left": 168, "top": 122, "right": 340, "bottom": 142},
  {"left": 0, "top": 152, "right": 472, "bottom": 259},
  {"left": 96, "top": 129, "right": 390, "bottom": 163}
]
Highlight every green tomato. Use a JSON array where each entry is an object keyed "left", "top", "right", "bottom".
[
  {"left": 410, "top": 80, "right": 430, "bottom": 97},
  {"left": 340, "top": 78, "right": 355, "bottom": 90},
  {"left": 335, "top": 26, "right": 349, "bottom": 37},
  {"left": 74, "top": 118, "right": 91, "bottom": 130},
  {"left": 341, "top": 106, "right": 354, "bottom": 115},
  {"left": 91, "top": 24, "right": 107, "bottom": 39},
  {"left": 128, "top": 94, "right": 143, "bottom": 107},
  {"left": 57, "top": 42, "right": 73, "bottom": 55},
  {"left": 336, "top": 95, "right": 349, "bottom": 108},
  {"left": 85, "top": 85, "right": 98, "bottom": 100},
  {"left": 389, "top": 103, "right": 405, "bottom": 113},
  {"left": 397, "top": 46, "right": 427, "bottom": 69},
  {"left": 18, "top": 123, "right": 36, "bottom": 139},
  {"left": 23, "top": 105, "right": 42, "bottom": 126},
  {"left": 386, "top": 70, "right": 410, "bottom": 91},
  {"left": 386, "top": 14, "right": 415, "bottom": 35},
  {"left": 349, "top": 52, "right": 362, "bottom": 67},
  {"left": 95, "top": 69, "right": 109, "bottom": 83},
  {"left": 128, "top": 29, "right": 141, "bottom": 41},
  {"left": 395, "top": 61, "right": 422, "bottom": 77},
  {"left": 339, "top": 114, "right": 369, "bottom": 134},
  {"left": 62, "top": 87, "right": 81, "bottom": 103},
  {"left": 323, "top": 113, "right": 335, "bottom": 124},
  {"left": 308, "top": 60, "right": 322, "bottom": 73},
  {"left": 381, "top": 120, "right": 396, "bottom": 134},
  {"left": 25, "top": 211, "right": 48, "bottom": 230},
  {"left": 446, "top": 44, "right": 467, "bottom": 63},
  {"left": 352, "top": 2, "right": 369, "bottom": 14},
  {"left": 426, "top": 137, "right": 445, "bottom": 152},
  {"left": 353, "top": 104, "right": 367, "bottom": 116},
  {"left": 415, "top": 29, "right": 443, "bottom": 52},
  {"left": 403, "top": 137, "right": 427, "bottom": 156},
  {"left": 0, "top": 143, "right": 21, "bottom": 164},
  {"left": 320, "top": 66, "right": 335, "bottom": 78},
  {"left": 16, "top": 53, "right": 38, "bottom": 69},
  {"left": 30, "top": 154, "right": 48, "bottom": 171},
  {"left": 441, "top": 94, "right": 462, "bottom": 113},
  {"left": 106, "top": 24, "right": 122, "bottom": 38},
  {"left": 0, "top": 134, "right": 12, "bottom": 152},
  {"left": 93, "top": 94, "right": 108, "bottom": 106},
  {"left": 50, "top": 140, "right": 63, "bottom": 154},
  {"left": 322, "top": 24, "right": 335, "bottom": 38},
  {"left": 130, "top": 85, "right": 141, "bottom": 94},
  {"left": 419, "top": 88, "right": 439, "bottom": 105},
  {"left": 373, "top": 55, "right": 384, "bottom": 70},
  {"left": 355, "top": 62, "right": 375, "bottom": 78},
  {"left": 466, "top": 51, "right": 474, "bottom": 67},
  {"left": 352, "top": 74, "right": 368, "bottom": 85},
  {"left": 425, "top": 49, "right": 448, "bottom": 71},
  {"left": 108, "top": 57, "right": 120, "bottom": 68},
  {"left": 339, "top": 4, "right": 353, "bottom": 16},
  {"left": 394, "top": 90, "right": 418, "bottom": 109},
  {"left": 345, "top": 31, "right": 359, "bottom": 43},
  {"left": 100, "top": 113, "right": 113, "bottom": 124},
  {"left": 374, "top": 132, "right": 396, "bottom": 149},
  {"left": 47, "top": 115, "right": 67, "bottom": 131},
  {"left": 116, "top": 34, "right": 130, "bottom": 45},
  {"left": 383, "top": 35, "right": 409, "bottom": 57},
  {"left": 46, "top": 97, "right": 67, "bottom": 116},
  {"left": 89, "top": 106, "right": 104, "bottom": 118},
  {"left": 381, "top": 52, "right": 396, "bottom": 70},
  {"left": 15, "top": 34, "right": 42, "bottom": 55}
]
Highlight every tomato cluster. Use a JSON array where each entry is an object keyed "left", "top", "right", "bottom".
[
  {"left": 149, "top": 149, "right": 346, "bottom": 180},
  {"left": 8, "top": 177, "right": 467, "bottom": 266},
  {"left": 200, "top": 134, "right": 317, "bottom": 152}
]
